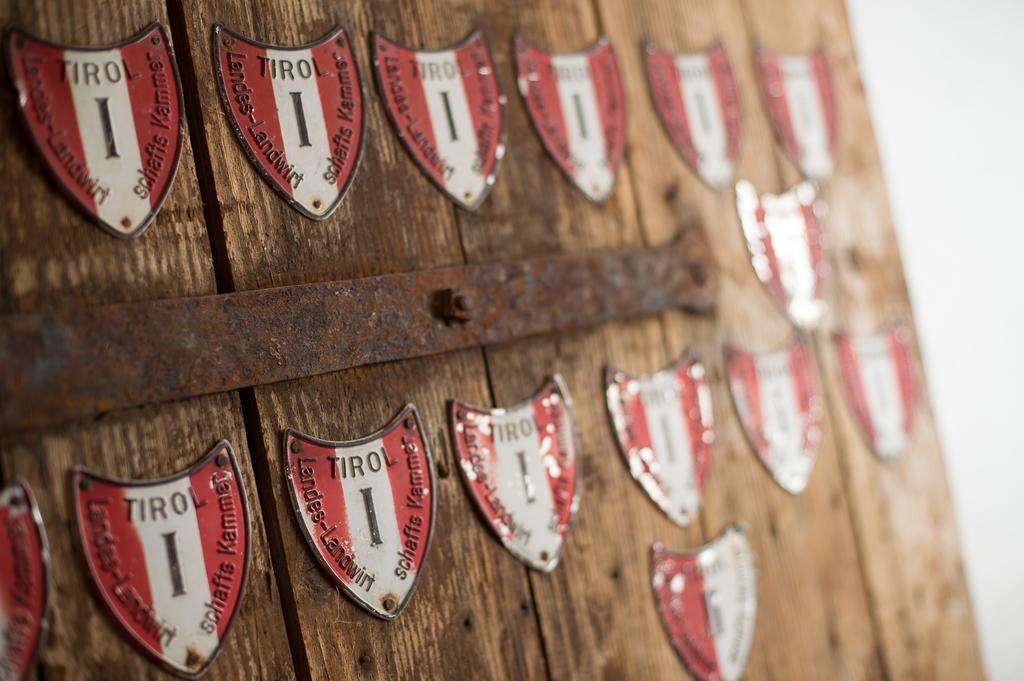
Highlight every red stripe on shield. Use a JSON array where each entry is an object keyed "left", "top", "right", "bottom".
[
  {"left": 756, "top": 50, "right": 799, "bottom": 161},
  {"left": 645, "top": 46, "right": 698, "bottom": 170},
  {"left": 533, "top": 384, "right": 575, "bottom": 532},
  {"left": 455, "top": 33, "right": 500, "bottom": 182},
  {"left": 515, "top": 39, "right": 571, "bottom": 176},
  {"left": 189, "top": 462, "right": 243, "bottom": 639},
  {"left": 653, "top": 548, "right": 721, "bottom": 678},
  {"left": 588, "top": 42, "right": 626, "bottom": 180},
  {"left": 729, "top": 350, "right": 767, "bottom": 455},
  {"left": 311, "top": 34, "right": 362, "bottom": 192},
  {"left": 888, "top": 330, "right": 917, "bottom": 435},
  {"left": 836, "top": 333, "right": 876, "bottom": 446},
  {"left": 678, "top": 364, "right": 712, "bottom": 492},
  {"left": 708, "top": 44, "right": 741, "bottom": 163},
  {"left": 810, "top": 49, "right": 837, "bottom": 156}
]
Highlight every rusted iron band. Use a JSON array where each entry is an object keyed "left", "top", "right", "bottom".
[{"left": 0, "top": 233, "right": 715, "bottom": 433}]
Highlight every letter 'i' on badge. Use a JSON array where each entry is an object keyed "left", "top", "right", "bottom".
[
  {"left": 605, "top": 352, "right": 715, "bottom": 527},
  {"left": 72, "top": 441, "right": 250, "bottom": 678},
  {"left": 283, "top": 405, "right": 436, "bottom": 620},
  {"left": 0, "top": 481, "right": 50, "bottom": 681},
  {"left": 515, "top": 35, "right": 626, "bottom": 203},
  {"left": 835, "top": 325, "right": 918, "bottom": 461},
  {"left": 213, "top": 25, "right": 365, "bottom": 220},
  {"left": 449, "top": 375, "right": 580, "bottom": 572},
  {"left": 5, "top": 23, "right": 184, "bottom": 238},
  {"left": 726, "top": 338, "right": 824, "bottom": 494},
  {"left": 736, "top": 179, "right": 828, "bottom": 330},
  {"left": 371, "top": 29, "right": 505, "bottom": 210},
  {"left": 643, "top": 41, "right": 741, "bottom": 191},
  {"left": 755, "top": 46, "right": 837, "bottom": 184},
  {"left": 652, "top": 524, "right": 757, "bottom": 681}
]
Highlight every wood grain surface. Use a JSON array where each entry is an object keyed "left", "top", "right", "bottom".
[
  {"left": 0, "top": 2, "right": 296, "bottom": 679},
  {"left": 0, "top": 0, "right": 983, "bottom": 679}
]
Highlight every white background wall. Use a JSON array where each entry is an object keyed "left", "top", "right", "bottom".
[{"left": 846, "top": 2, "right": 1024, "bottom": 678}]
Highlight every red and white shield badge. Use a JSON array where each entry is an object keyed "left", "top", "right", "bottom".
[
  {"left": 836, "top": 326, "right": 917, "bottom": 461},
  {"left": 644, "top": 41, "right": 741, "bottom": 191},
  {"left": 73, "top": 441, "right": 250, "bottom": 677},
  {"left": 372, "top": 29, "right": 505, "bottom": 210},
  {"left": 450, "top": 376, "right": 580, "bottom": 572},
  {"left": 605, "top": 353, "right": 715, "bottom": 527},
  {"left": 736, "top": 179, "right": 828, "bottom": 329},
  {"left": 652, "top": 525, "right": 757, "bottom": 681},
  {"left": 214, "top": 25, "right": 365, "bottom": 220},
  {"left": 726, "top": 339, "right": 824, "bottom": 494},
  {"left": 756, "top": 47, "right": 837, "bottom": 184},
  {"left": 284, "top": 405, "right": 435, "bottom": 620},
  {"left": 6, "top": 23, "right": 184, "bottom": 238},
  {"left": 515, "top": 36, "right": 626, "bottom": 203},
  {"left": 0, "top": 481, "right": 49, "bottom": 681}
]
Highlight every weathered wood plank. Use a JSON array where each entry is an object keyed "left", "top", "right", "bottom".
[
  {"left": 738, "top": 1, "right": 986, "bottom": 678},
  {"left": 0, "top": 1, "right": 296, "bottom": 679},
  {"left": 173, "top": 0, "right": 550, "bottom": 678},
  {"left": 594, "top": 1, "right": 884, "bottom": 679},
  {"left": 445, "top": 1, "right": 709, "bottom": 678}
]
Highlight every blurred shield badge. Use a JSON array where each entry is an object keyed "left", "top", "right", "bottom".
[
  {"left": 450, "top": 376, "right": 580, "bottom": 572},
  {"left": 756, "top": 46, "right": 837, "bottom": 183},
  {"left": 72, "top": 442, "right": 250, "bottom": 678},
  {"left": 372, "top": 29, "right": 505, "bottom": 210},
  {"left": 213, "top": 24, "right": 364, "bottom": 220},
  {"left": 6, "top": 23, "right": 184, "bottom": 238},
  {"left": 644, "top": 41, "right": 741, "bottom": 191},
  {"left": 652, "top": 525, "right": 757, "bottom": 681},
  {"left": 605, "top": 352, "right": 715, "bottom": 527},
  {"left": 283, "top": 405, "right": 436, "bottom": 621},
  {"left": 0, "top": 480, "right": 49, "bottom": 681},
  {"left": 726, "top": 338, "right": 824, "bottom": 494},
  {"left": 835, "top": 325, "right": 917, "bottom": 461},
  {"left": 736, "top": 179, "right": 828, "bottom": 330},
  {"left": 515, "top": 35, "right": 626, "bottom": 203}
]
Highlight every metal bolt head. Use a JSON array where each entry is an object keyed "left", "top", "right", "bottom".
[
  {"left": 121, "top": 216, "right": 132, "bottom": 228},
  {"left": 216, "top": 452, "right": 229, "bottom": 468},
  {"left": 78, "top": 477, "right": 92, "bottom": 491},
  {"left": 383, "top": 596, "right": 397, "bottom": 612},
  {"left": 151, "top": 34, "right": 160, "bottom": 45},
  {"left": 290, "top": 439, "right": 302, "bottom": 454},
  {"left": 404, "top": 416, "right": 415, "bottom": 430},
  {"left": 439, "top": 288, "right": 473, "bottom": 323}
]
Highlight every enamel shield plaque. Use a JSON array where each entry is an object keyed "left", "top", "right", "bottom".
[
  {"left": 736, "top": 179, "right": 827, "bottom": 329},
  {"left": 756, "top": 47, "right": 836, "bottom": 183},
  {"left": 836, "top": 326, "right": 917, "bottom": 460},
  {"left": 515, "top": 36, "right": 626, "bottom": 203},
  {"left": 0, "top": 481, "right": 49, "bottom": 681},
  {"left": 214, "top": 25, "right": 364, "bottom": 220},
  {"left": 6, "top": 23, "right": 184, "bottom": 238},
  {"left": 73, "top": 442, "right": 250, "bottom": 677},
  {"left": 644, "top": 42, "right": 741, "bottom": 191},
  {"left": 450, "top": 376, "right": 580, "bottom": 571},
  {"left": 652, "top": 525, "right": 757, "bottom": 681},
  {"left": 372, "top": 29, "right": 505, "bottom": 209},
  {"left": 606, "top": 354, "right": 714, "bottom": 526},
  {"left": 283, "top": 405, "right": 435, "bottom": 620},
  {"left": 727, "top": 339, "right": 823, "bottom": 494}
]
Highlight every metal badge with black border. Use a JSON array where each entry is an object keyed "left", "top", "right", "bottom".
[
  {"left": 652, "top": 524, "right": 757, "bottom": 681},
  {"left": 644, "top": 40, "right": 741, "bottom": 191},
  {"left": 6, "top": 22, "right": 185, "bottom": 238},
  {"left": 72, "top": 441, "right": 250, "bottom": 678},
  {"left": 449, "top": 375, "right": 580, "bottom": 572},
  {"left": 606, "top": 351, "right": 715, "bottom": 527},
  {"left": 835, "top": 324, "right": 917, "bottom": 461},
  {"left": 726, "top": 337, "right": 824, "bottom": 494},
  {"left": 0, "top": 480, "right": 50, "bottom": 681},
  {"left": 213, "top": 24, "right": 365, "bottom": 220},
  {"left": 372, "top": 28, "right": 506, "bottom": 210},
  {"left": 515, "top": 35, "right": 626, "bottom": 203},
  {"left": 284, "top": 405, "right": 436, "bottom": 620},
  {"left": 755, "top": 46, "right": 837, "bottom": 184},
  {"left": 736, "top": 178, "right": 828, "bottom": 330}
]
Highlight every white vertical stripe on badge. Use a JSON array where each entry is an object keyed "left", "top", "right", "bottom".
[
  {"left": 492, "top": 402, "right": 560, "bottom": 563},
  {"left": 762, "top": 190, "right": 816, "bottom": 310},
  {"left": 700, "top": 531, "right": 755, "bottom": 681},
  {"left": 757, "top": 350, "right": 812, "bottom": 491},
  {"left": 551, "top": 54, "right": 613, "bottom": 199},
  {"left": 641, "top": 372, "right": 699, "bottom": 515},
  {"left": 266, "top": 47, "right": 337, "bottom": 212},
  {"left": 675, "top": 53, "right": 733, "bottom": 188},
  {"left": 417, "top": 50, "right": 485, "bottom": 204},
  {"left": 133, "top": 477, "right": 218, "bottom": 665},
  {"left": 66, "top": 47, "right": 150, "bottom": 232},
  {"left": 779, "top": 55, "right": 832, "bottom": 180},
  {"left": 335, "top": 439, "right": 402, "bottom": 597},
  {"left": 855, "top": 334, "right": 908, "bottom": 457}
]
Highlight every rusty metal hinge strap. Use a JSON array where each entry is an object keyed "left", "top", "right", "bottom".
[{"left": 0, "top": 235, "right": 715, "bottom": 433}]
